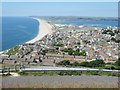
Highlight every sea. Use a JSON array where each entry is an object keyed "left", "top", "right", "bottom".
[
  {"left": 1, "top": 17, "right": 118, "bottom": 51},
  {"left": 1, "top": 17, "right": 39, "bottom": 51},
  {"left": 54, "top": 19, "right": 118, "bottom": 28}
]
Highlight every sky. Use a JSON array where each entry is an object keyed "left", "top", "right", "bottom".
[
  {"left": 1, "top": 2, "right": 118, "bottom": 17},
  {"left": 1, "top": 0, "right": 119, "bottom": 2}
]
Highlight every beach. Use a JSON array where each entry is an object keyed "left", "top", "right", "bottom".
[
  {"left": 26, "top": 18, "right": 52, "bottom": 44},
  {"left": 0, "top": 18, "right": 52, "bottom": 53}
]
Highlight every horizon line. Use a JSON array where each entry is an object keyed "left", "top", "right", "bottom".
[{"left": 1, "top": 15, "right": 118, "bottom": 18}]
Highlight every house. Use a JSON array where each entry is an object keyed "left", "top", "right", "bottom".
[
  {"left": 9, "top": 55, "right": 18, "bottom": 60},
  {"left": 46, "top": 54, "right": 63, "bottom": 59},
  {"left": 1, "top": 54, "right": 9, "bottom": 60},
  {"left": 31, "top": 55, "right": 42, "bottom": 63},
  {"left": 46, "top": 47, "right": 56, "bottom": 51}
]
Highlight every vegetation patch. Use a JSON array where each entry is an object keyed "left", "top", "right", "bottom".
[
  {"left": 6, "top": 46, "right": 20, "bottom": 55},
  {"left": 18, "top": 71, "right": 119, "bottom": 77}
]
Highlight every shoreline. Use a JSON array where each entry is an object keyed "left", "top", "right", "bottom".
[
  {"left": 0, "top": 18, "right": 53, "bottom": 53},
  {"left": 26, "top": 18, "right": 52, "bottom": 44},
  {"left": 0, "top": 17, "right": 117, "bottom": 53}
]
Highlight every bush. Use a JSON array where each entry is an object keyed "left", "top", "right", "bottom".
[
  {"left": 57, "top": 60, "right": 106, "bottom": 68},
  {"left": 73, "top": 50, "right": 86, "bottom": 56},
  {"left": 111, "top": 38, "right": 120, "bottom": 43},
  {"left": 76, "top": 42, "right": 81, "bottom": 45},
  {"left": 110, "top": 72, "right": 119, "bottom": 76},
  {"left": 57, "top": 60, "right": 70, "bottom": 66},
  {"left": 79, "top": 62, "right": 89, "bottom": 67},
  {"left": 88, "top": 60, "right": 105, "bottom": 67},
  {"left": 64, "top": 48, "right": 74, "bottom": 55},
  {"left": 72, "top": 61, "right": 80, "bottom": 66},
  {"left": 115, "top": 58, "right": 120, "bottom": 66},
  {"left": 90, "top": 72, "right": 99, "bottom": 75},
  {"left": 68, "top": 51, "right": 73, "bottom": 55},
  {"left": 58, "top": 71, "right": 81, "bottom": 76},
  {"left": 104, "top": 65, "right": 116, "bottom": 70},
  {"left": 114, "top": 30, "right": 120, "bottom": 34}
]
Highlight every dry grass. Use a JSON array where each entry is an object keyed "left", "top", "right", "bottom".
[{"left": 2, "top": 76, "right": 119, "bottom": 88}]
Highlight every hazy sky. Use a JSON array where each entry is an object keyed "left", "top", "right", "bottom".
[
  {"left": 1, "top": 0, "right": 119, "bottom": 2},
  {"left": 2, "top": 2, "right": 118, "bottom": 17}
]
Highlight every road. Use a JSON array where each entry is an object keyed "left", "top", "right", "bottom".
[{"left": 19, "top": 66, "right": 118, "bottom": 72}]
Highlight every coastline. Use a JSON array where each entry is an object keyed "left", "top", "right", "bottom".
[
  {"left": 0, "top": 18, "right": 53, "bottom": 53},
  {"left": 0, "top": 17, "right": 117, "bottom": 53},
  {"left": 26, "top": 18, "right": 53, "bottom": 44}
]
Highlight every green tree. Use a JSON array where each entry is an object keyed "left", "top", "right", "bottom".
[
  {"left": 77, "top": 42, "right": 81, "bottom": 45},
  {"left": 68, "top": 51, "right": 73, "bottom": 55},
  {"left": 102, "top": 30, "right": 115, "bottom": 36},
  {"left": 80, "top": 50, "right": 86, "bottom": 56}
]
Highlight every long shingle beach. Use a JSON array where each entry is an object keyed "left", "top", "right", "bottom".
[{"left": 26, "top": 18, "right": 52, "bottom": 44}]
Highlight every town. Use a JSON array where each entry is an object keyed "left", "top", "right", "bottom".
[{"left": 0, "top": 17, "right": 119, "bottom": 76}]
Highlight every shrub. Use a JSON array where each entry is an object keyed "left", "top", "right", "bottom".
[
  {"left": 79, "top": 62, "right": 89, "bottom": 67},
  {"left": 88, "top": 60, "right": 105, "bottom": 67},
  {"left": 57, "top": 60, "right": 70, "bottom": 66},
  {"left": 115, "top": 58, "right": 120, "bottom": 66},
  {"left": 72, "top": 61, "right": 80, "bottom": 66}
]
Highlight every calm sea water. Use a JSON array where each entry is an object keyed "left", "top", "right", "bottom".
[
  {"left": 1, "top": 17, "right": 118, "bottom": 51},
  {"left": 1, "top": 17, "right": 39, "bottom": 51},
  {"left": 55, "top": 19, "right": 118, "bottom": 27}
]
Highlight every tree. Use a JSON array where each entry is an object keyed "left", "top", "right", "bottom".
[
  {"left": 56, "top": 47, "right": 59, "bottom": 50},
  {"left": 68, "top": 51, "right": 73, "bottom": 55},
  {"left": 109, "top": 32, "right": 115, "bottom": 36},
  {"left": 80, "top": 50, "right": 86, "bottom": 56},
  {"left": 33, "top": 59, "right": 37, "bottom": 63},
  {"left": 14, "top": 61, "right": 17, "bottom": 64},
  {"left": 114, "top": 30, "right": 120, "bottom": 34},
  {"left": 111, "top": 38, "right": 120, "bottom": 43},
  {"left": 102, "top": 30, "right": 115, "bottom": 36},
  {"left": 111, "top": 37, "right": 116, "bottom": 42},
  {"left": 77, "top": 42, "right": 81, "bottom": 45},
  {"left": 39, "top": 57, "right": 42, "bottom": 62},
  {"left": 74, "top": 51, "right": 80, "bottom": 55},
  {"left": 65, "top": 48, "right": 73, "bottom": 52},
  {"left": 83, "top": 40, "right": 90, "bottom": 44},
  {"left": 79, "top": 60, "right": 105, "bottom": 68},
  {"left": 73, "top": 51, "right": 79, "bottom": 58},
  {"left": 41, "top": 50, "right": 47, "bottom": 58}
]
